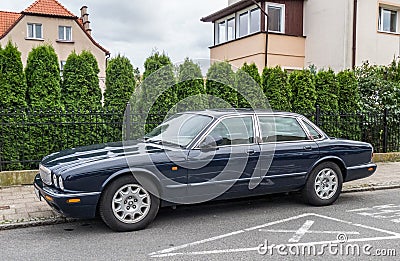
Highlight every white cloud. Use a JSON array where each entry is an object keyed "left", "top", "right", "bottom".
[{"left": 1, "top": 0, "right": 227, "bottom": 71}]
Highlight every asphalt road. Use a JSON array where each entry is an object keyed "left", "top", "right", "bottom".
[{"left": 2, "top": 189, "right": 400, "bottom": 260}]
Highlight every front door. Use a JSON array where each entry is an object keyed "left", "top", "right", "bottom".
[{"left": 187, "top": 115, "right": 260, "bottom": 202}]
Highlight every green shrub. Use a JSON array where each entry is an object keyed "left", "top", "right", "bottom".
[
  {"left": 0, "top": 42, "right": 27, "bottom": 170},
  {"left": 261, "top": 66, "right": 291, "bottom": 111},
  {"left": 206, "top": 61, "right": 237, "bottom": 108},
  {"left": 175, "top": 58, "right": 206, "bottom": 111},
  {"left": 235, "top": 63, "right": 266, "bottom": 109},
  {"left": 288, "top": 69, "right": 316, "bottom": 114},
  {"left": 25, "top": 45, "right": 62, "bottom": 110}
]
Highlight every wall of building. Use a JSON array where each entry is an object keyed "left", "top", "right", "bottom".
[
  {"left": 0, "top": 15, "right": 107, "bottom": 90},
  {"left": 303, "top": 0, "right": 354, "bottom": 71},
  {"left": 210, "top": 32, "right": 305, "bottom": 71},
  {"left": 356, "top": 0, "right": 400, "bottom": 66}
]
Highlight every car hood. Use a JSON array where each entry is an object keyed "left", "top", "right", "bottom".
[{"left": 41, "top": 140, "right": 176, "bottom": 170}]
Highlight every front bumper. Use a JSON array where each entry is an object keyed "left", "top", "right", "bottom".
[
  {"left": 33, "top": 174, "right": 100, "bottom": 219},
  {"left": 345, "top": 163, "right": 377, "bottom": 182}
]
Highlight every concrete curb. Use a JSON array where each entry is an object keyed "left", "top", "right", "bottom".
[
  {"left": 342, "top": 184, "right": 400, "bottom": 193},
  {"left": 0, "top": 216, "right": 77, "bottom": 230}
]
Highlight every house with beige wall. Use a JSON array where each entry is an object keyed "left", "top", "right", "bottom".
[
  {"left": 202, "top": 0, "right": 400, "bottom": 72},
  {"left": 0, "top": 0, "right": 109, "bottom": 89}
]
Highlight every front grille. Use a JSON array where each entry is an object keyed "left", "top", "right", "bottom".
[{"left": 39, "top": 164, "right": 52, "bottom": 185}]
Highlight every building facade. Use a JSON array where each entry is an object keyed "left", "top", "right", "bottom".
[
  {"left": 0, "top": 0, "right": 109, "bottom": 89},
  {"left": 202, "top": 0, "right": 400, "bottom": 72}
]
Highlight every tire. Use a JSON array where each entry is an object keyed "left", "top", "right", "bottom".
[
  {"left": 99, "top": 175, "right": 160, "bottom": 232},
  {"left": 302, "top": 162, "right": 343, "bottom": 206}
]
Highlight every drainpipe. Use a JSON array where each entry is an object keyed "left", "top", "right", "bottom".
[
  {"left": 352, "top": 0, "right": 358, "bottom": 69},
  {"left": 250, "top": 0, "right": 269, "bottom": 68}
]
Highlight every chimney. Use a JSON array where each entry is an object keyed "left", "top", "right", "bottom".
[{"left": 80, "top": 6, "right": 92, "bottom": 35}]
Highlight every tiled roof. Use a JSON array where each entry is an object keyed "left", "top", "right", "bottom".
[
  {"left": 0, "top": 11, "right": 22, "bottom": 39},
  {"left": 23, "top": 0, "right": 76, "bottom": 18},
  {"left": 0, "top": 0, "right": 109, "bottom": 55}
]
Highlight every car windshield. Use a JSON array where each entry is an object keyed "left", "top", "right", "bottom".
[{"left": 145, "top": 113, "right": 213, "bottom": 147}]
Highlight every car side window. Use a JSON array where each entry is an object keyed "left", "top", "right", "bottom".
[
  {"left": 259, "top": 116, "right": 308, "bottom": 142},
  {"left": 302, "top": 120, "right": 323, "bottom": 139},
  {"left": 207, "top": 116, "right": 254, "bottom": 146}
]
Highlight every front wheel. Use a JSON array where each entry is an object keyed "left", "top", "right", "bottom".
[
  {"left": 302, "top": 162, "right": 343, "bottom": 206},
  {"left": 99, "top": 175, "right": 160, "bottom": 232}
]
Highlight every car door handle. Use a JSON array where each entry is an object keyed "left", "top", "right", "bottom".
[
  {"left": 303, "top": 146, "right": 312, "bottom": 151},
  {"left": 247, "top": 149, "right": 256, "bottom": 155}
]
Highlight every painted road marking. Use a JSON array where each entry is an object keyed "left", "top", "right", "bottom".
[
  {"left": 149, "top": 213, "right": 400, "bottom": 258},
  {"left": 348, "top": 204, "right": 400, "bottom": 223},
  {"left": 288, "top": 220, "right": 314, "bottom": 243},
  {"left": 259, "top": 229, "right": 360, "bottom": 235}
]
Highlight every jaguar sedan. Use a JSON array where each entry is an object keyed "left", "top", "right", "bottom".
[{"left": 34, "top": 109, "right": 377, "bottom": 231}]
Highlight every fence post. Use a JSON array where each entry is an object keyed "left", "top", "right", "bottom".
[
  {"left": 383, "top": 107, "right": 388, "bottom": 153},
  {"left": 125, "top": 103, "right": 131, "bottom": 140},
  {"left": 315, "top": 105, "right": 320, "bottom": 126}
]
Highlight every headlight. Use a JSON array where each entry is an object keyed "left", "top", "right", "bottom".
[
  {"left": 58, "top": 176, "right": 64, "bottom": 191},
  {"left": 52, "top": 173, "right": 58, "bottom": 188}
]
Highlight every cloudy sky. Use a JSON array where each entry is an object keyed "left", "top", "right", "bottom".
[{"left": 1, "top": 0, "right": 227, "bottom": 71}]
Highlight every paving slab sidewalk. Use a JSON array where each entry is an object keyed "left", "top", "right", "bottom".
[{"left": 1, "top": 162, "right": 400, "bottom": 230}]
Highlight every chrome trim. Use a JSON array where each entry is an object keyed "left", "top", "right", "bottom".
[
  {"left": 265, "top": 172, "right": 307, "bottom": 179},
  {"left": 40, "top": 185, "right": 101, "bottom": 198},
  {"left": 347, "top": 163, "right": 376, "bottom": 170}
]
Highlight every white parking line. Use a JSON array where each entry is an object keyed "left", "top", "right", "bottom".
[
  {"left": 288, "top": 220, "right": 314, "bottom": 242},
  {"left": 259, "top": 229, "right": 360, "bottom": 235},
  {"left": 149, "top": 213, "right": 400, "bottom": 258}
]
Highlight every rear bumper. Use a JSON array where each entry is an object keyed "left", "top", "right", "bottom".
[
  {"left": 33, "top": 174, "right": 100, "bottom": 219},
  {"left": 345, "top": 163, "right": 377, "bottom": 182}
]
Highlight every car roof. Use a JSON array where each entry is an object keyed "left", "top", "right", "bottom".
[{"left": 182, "top": 109, "right": 304, "bottom": 119}]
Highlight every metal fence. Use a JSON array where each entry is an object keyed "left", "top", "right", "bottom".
[{"left": 0, "top": 108, "right": 399, "bottom": 171}]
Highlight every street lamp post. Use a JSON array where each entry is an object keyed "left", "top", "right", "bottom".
[{"left": 250, "top": 0, "right": 269, "bottom": 68}]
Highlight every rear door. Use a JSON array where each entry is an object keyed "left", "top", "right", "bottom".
[{"left": 255, "top": 115, "right": 320, "bottom": 193}]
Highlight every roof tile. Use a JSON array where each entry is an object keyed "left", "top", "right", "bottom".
[
  {"left": 0, "top": 11, "right": 22, "bottom": 39},
  {"left": 23, "top": 0, "right": 76, "bottom": 18}
]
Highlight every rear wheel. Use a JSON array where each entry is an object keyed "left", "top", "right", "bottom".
[
  {"left": 302, "top": 162, "right": 343, "bottom": 206},
  {"left": 99, "top": 175, "right": 160, "bottom": 232}
]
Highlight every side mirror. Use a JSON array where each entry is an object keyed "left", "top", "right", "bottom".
[{"left": 199, "top": 135, "right": 218, "bottom": 151}]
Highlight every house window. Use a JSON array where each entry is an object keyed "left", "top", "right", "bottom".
[
  {"left": 379, "top": 7, "right": 398, "bottom": 33},
  {"left": 218, "top": 21, "right": 226, "bottom": 44},
  {"left": 216, "top": 17, "right": 235, "bottom": 44},
  {"left": 27, "top": 23, "right": 42, "bottom": 39},
  {"left": 239, "top": 12, "right": 249, "bottom": 37},
  {"left": 250, "top": 8, "right": 260, "bottom": 34},
  {"left": 59, "top": 26, "right": 72, "bottom": 41},
  {"left": 268, "top": 4, "right": 284, "bottom": 33},
  {"left": 238, "top": 7, "right": 261, "bottom": 38},
  {"left": 227, "top": 18, "right": 235, "bottom": 41}
]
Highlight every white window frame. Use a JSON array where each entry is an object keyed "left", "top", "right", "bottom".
[
  {"left": 58, "top": 26, "right": 72, "bottom": 41},
  {"left": 266, "top": 2, "right": 285, "bottom": 34},
  {"left": 27, "top": 23, "right": 43, "bottom": 39},
  {"left": 378, "top": 6, "right": 398, "bottom": 33},
  {"left": 215, "top": 14, "right": 235, "bottom": 44},
  {"left": 236, "top": 4, "right": 260, "bottom": 39}
]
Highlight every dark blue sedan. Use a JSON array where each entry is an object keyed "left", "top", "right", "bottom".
[{"left": 34, "top": 110, "right": 377, "bottom": 231}]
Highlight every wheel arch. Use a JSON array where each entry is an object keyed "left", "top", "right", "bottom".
[{"left": 307, "top": 156, "right": 347, "bottom": 181}]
